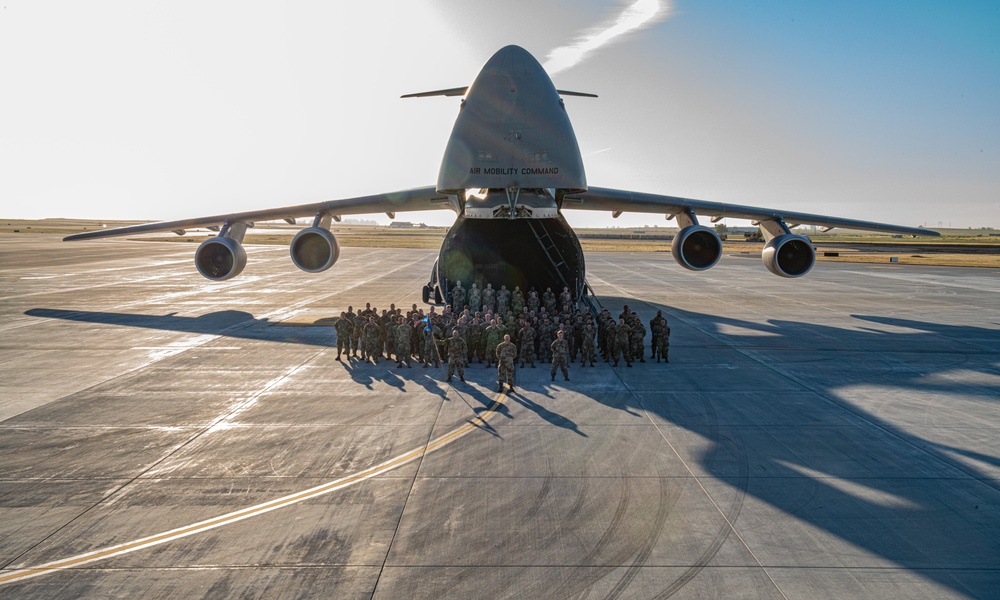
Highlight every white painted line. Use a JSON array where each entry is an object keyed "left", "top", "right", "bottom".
[{"left": 0, "top": 387, "right": 510, "bottom": 586}]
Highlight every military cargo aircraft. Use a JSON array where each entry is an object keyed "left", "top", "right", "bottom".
[{"left": 65, "top": 45, "right": 936, "bottom": 307}]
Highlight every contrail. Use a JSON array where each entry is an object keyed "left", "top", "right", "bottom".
[{"left": 543, "top": 0, "right": 671, "bottom": 75}]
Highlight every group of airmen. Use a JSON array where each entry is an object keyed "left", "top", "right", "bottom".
[{"left": 333, "top": 282, "right": 670, "bottom": 393}]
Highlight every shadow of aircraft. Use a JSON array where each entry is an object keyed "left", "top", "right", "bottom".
[
  {"left": 23, "top": 301, "right": 1000, "bottom": 595},
  {"left": 593, "top": 294, "right": 1000, "bottom": 598},
  {"left": 25, "top": 308, "right": 336, "bottom": 347}
]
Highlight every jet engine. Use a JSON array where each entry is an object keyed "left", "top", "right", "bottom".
[
  {"left": 195, "top": 236, "right": 247, "bottom": 281},
  {"left": 671, "top": 225, "right": 723, "bottom": 271},
  {"left": 762, "top": 234, "right": 815, "bottom": 278},
  {"left": 290, "top": 227, "right": 340, "bottom": 273}
]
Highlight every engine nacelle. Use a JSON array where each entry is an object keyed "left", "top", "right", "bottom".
[
  {"left": 290, "top": 227, "right": 340, "bottom": 273},
  {"left": 762, "top": 234, "right": 815, "bottom": 278},
  {"left": 195, "top": 236, "right": 247, "bottom": 281},
  {"left": 671, "top": 225, "right": 723, "bottom": 271}
]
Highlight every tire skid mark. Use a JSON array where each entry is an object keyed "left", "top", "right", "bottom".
[
  {"left": 604, "top": 474, "right": 677, "bottom": 600},
  {"left": 0, "top": 388, "right": 510, "bottom": 587}
]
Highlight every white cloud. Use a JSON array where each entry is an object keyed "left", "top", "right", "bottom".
[{"left": 543, "top": 0, "right": 671, "bottom": 75}]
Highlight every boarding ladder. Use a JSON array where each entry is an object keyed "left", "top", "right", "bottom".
[{"left": 527, "top": 219, "right": 572, "bottom": 292}]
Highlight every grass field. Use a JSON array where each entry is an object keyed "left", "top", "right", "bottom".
[{"left": 3, "top": 218, "right": 998, "bottom": 268}]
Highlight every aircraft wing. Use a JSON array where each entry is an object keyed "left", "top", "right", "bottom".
[
  {"left": 64, "top": 186, "right": 451, "bottom": 241},
  {"left": 563, "top": 187, "right": 937, "bottom": 237}
]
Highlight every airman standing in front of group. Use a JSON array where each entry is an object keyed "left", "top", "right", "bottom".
[
  {"left": 551, "top": 329, "right": 570, "bottom": 381},
  {"left": 655, "top": 316, "right": 671, "bottom": 363},
  {"left": 496, "top": 333, "right": 517, "bottom": 392},
  {"left": 649, "top": 309, "right": 662, "bottom": 355},
  {"left": 446, "top": 329, "right": 467, "bottom": 382},
  {"left": 335, "top": 312, "right": 352, "bottom": 360}
]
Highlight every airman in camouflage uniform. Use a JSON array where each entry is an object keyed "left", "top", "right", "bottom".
[
  {"left": 559, "top": 287, "right": 573, "bottom": 310},
  {"left": 446, "top": 329, "right": 467, "bottom": 382},
  {"left": 422, "top": 317, "right": 442, "bottom": 368},
  {"left": 580, "top": 322, "right": 596, "bottom": 367},
  {"left": 362, "top": 316, "right": 382, "bottom": 364},
  {"left": 654, "top": 316, "right": 671, "bottom": 363},
  {"left": 550, "top": 329, "right": 570, "bottom": 381},
  {"left": 467, "top": 283, "right": 482, "bottom": 314},
  {"left": 496, "top": 333, "right": 517, "bottom": 392},
  {"left": 451, "top": 280, "right": 466, "bottom": 314},
  {"left": 497, "top": 285, "right": 511, "bottom": 315},
  {"left": 482, "top": 283, "right": 496, "bottom": 315},
  {"left": 630, "top": 316, "right": 647, "bottom": 363},
  {"left": 484, "top": 319, "right": 502, "bottom": 368},
  {"left": 518, "top": 319, "right": 536, "bottom": 368},
  {"left": 511, "top": 286, "right": 525, "bottom": 316},
  {"left": 527, "top": 290, "right": 540, "bottom": 314},
  {"left": 335, "top": 312, "right": 352, "bottom": 360},
  {"left": 395, "top": 315, "right": 413, "bottom": 368},
  {"left": 543, "top": 287, "right": 557, "bottom": 313},
  {"left": 612, "top": 318, "right": 632, "bottom": 368}
]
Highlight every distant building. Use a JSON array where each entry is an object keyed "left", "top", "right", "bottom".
[{"left": 390, "top": 222, "right": 414, "bottom": 229}]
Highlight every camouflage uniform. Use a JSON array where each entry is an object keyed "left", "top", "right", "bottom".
[
  {"left": 630, "top": 319, "right": 647, "bottom": 363},
  {"left": 537, "top": 320, "right": 554, "bottom": 363},
  {"left": 559, "top": 288, "right": 573, "bottom": 309},
  {"left": 518, "top": 323, "right": 536, "bottom": 368},
  {"left": 550, "top": 334, "right": 570, "bottom": 381},
  {"left": 497, "top": 286, "right": 511, "bottom": 315},
  {"left": 496, "top": 339, "right": 517, "bottom": 390},
  {"left": 467, "top": 284, "right": 482, "bottom": 314},
  {"left": 612, "top": 321, "right": 632, "bottom": 367},
  {"left": 527, "top": 291, "right": 540, "bottom": 314},
  {"left": 362, "top": 319, "right": 381, "bottom": 364},
  {"left": 451, "top": 282, "right": 466, "bottom": 313},
  {"left": 348, "top": 312, "right": 362, "bottom": 356},
  {"left": 655, "top": 318, "right": 671, "bottom": 363},
  {"left": 543, "top": 288, "right": 557, "bottom": 314},
  {"left": 469, "top": 318, "right": 485, "bottom": 363},
  {"left": 511, "top": 287, "right": 525, "bottom": 317},
  {"left": 422, "top": 320, "right": 442, "bottom": 367},
  {"left": 484, "top": 322, "right": 502, "bottom": 368},
  {"left": 482, "top": 285, "right": 496, "bottom": 315},
  {"left": 580, "top": 324, "right": 596, "bottom": 366},
  {"left": 395, "top": 318, "right": 412, "bottom": 367},
  {"left": 446, "top": 333, "right": 467, "bottom": 381},
  {"left": 334, "top": 313, "right": 352, "bottom": 359}
]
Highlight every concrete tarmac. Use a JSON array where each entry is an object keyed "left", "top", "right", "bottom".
[{"left": 1, "top": 233, "right": 999, "bottom": 599}]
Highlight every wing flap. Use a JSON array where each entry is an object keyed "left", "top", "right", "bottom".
[
  {"left": 565, "top": 187, "right": 938, "bottom": 237},
  {"left": 64, "top": 186, "right": 451, "bottom": 241}
]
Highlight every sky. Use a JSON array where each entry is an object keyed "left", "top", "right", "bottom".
[{"left": 1, "top": 0, "right": 997, "bottom": 229}]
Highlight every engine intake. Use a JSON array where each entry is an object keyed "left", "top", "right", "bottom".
[
  {"left": 290, "top": 227, "right": 340, "bottom": 273},
  {"left": 762, "top": 234, "right": 815, "bottom": 277},
  {"left": 671, "top": 225, "right": 723, "bottom": 271},
  {"left": 195, "top": 237, "right": 247, "bottom": 281}
]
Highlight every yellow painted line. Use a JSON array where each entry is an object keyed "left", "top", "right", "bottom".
[{"left": 0, "top": 387, "right": 510, "bottom": 586}]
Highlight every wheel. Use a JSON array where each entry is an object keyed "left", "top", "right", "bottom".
[{"left": 422, "top": 285, "right": 431, "bottom": 304}]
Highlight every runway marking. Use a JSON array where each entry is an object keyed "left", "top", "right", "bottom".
[{"left": 0, "top": 387, "right": 510, "bottom": 587}]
